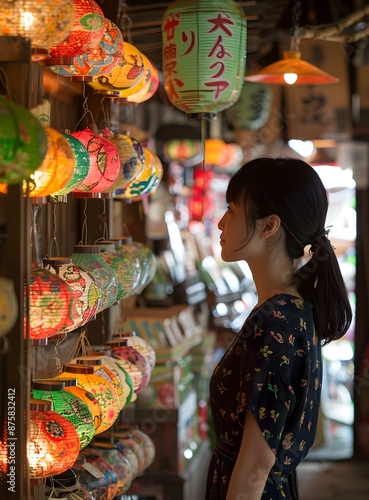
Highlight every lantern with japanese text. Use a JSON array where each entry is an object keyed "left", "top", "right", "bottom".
[{"left": 162, "top": 0, "right": 247, "bottom": 118}]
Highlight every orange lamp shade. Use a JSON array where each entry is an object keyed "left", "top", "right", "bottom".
[
  {"left": 118, "top": 53, "right": 152, "bottom": 99},
  {"left": 49, "top": 18, "right": 124, "bottom": 81},
  {"left": 28, "top": 126, "right": 75, "bottom": 198},
  {"left": 71, "top": 128, "right": 120, "bottom": 196},
  {"left": 58, "top": 364, "right": 121, "bottom": 434},
  {"left": 43, "top": 0, "right": 106, "bottom": 64},
  {"left": 88, "top": 42, "right": 146, "bottom": 96},
  {"left": 28, "top": 399, "right": 80, "bottom": 479}
]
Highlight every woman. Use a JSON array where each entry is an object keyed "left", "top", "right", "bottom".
[{"left": 206, "top": 157, "right": 352, "bottom": 500}]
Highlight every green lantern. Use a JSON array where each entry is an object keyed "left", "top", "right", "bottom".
[
  {"left": 162, "top": 0, "right": 247, "bottom": 118},
  {"left": 0, "top": 96, "right": 47, "bottom": 184}
]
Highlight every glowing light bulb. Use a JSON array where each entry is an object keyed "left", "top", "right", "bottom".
[
  {"left": 284, "top": 73, "right": 298, "bottom": 85},
  {"left": 21, "top": 11, "right": 35, "bottom": 31}
]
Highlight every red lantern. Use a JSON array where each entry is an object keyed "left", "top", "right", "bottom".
[{"left": 162, "top": 0, "right": 247, "bottom": 118}]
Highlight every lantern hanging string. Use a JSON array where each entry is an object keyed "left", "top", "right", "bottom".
[
  {"left": 79, "top": 198, "right": 89, "bottom": 245},
  {"left": 74, "top": 83, "right": 95, "bottom": 132},
  {"left": 48, "top": 203, "right": 60, "bottom": 258},
  {"left": 95, "top": 96, "right": 110, "bottom": 131}
]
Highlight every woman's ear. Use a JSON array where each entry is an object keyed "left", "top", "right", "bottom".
[{"left": 260, "top": 214, "right": 281, "bottom": 239}]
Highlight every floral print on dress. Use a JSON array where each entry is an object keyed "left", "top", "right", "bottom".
[{"left": 206, "top": 294, "right": 322, "bottom": 500}]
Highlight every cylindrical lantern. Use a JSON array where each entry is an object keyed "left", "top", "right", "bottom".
[
  {"left": 52, "top": 132, "right": 90, "bottom": 199},
  {"left": 43, "top": 257, "right": 101, "bottom": 332},
  {"left": 88, "top": 42, "right": 146, "bottom": 96},
  {"left": 0, "top": 96, "right": 48, "bottom": 184},
  {"left": 112, "top": 331, "right": 156, "bottom": 371},
  {"left": 70, "top": 245, "right": 118, "bottom": 313},
  {"left": 26, "top": 268, "right": 76, "bottom": 340},
  {"left": 0, "top": 0, "right": 75, "bottom": 61},
  {"left": 32, "top": 380, "right": 95, "bottom": 449},
  {"left": 41, "top": 0, "right": 106, "bottom": 64},
  {"left": 58, "top": 364, "right": 121, "bottom": 434},
  {"left": 71, "top": 128, "right": 120, "bottom": 197},
  {"left": 49, "top": 18, "right": 124, "bottom": 81},
  {"left": 162, "top": 0, "right": 247, "bottom": 118},
  {"left": 28, "top": 126, "right": 75, "bottom": 199},
  {"left": 28, "top": 398, "right": 80, "bottom": 478}
]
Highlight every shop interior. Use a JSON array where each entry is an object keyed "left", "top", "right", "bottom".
[{"left": 1, "top": 0, "right": 369, "bottom": 499}]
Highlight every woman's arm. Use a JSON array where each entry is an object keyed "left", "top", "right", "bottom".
[{"left": 226, "top": 410, "right": 275, "bottom": 500}]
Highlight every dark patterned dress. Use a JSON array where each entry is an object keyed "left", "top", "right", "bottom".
[{"left": 206, "top": 294, "right": 322, "bottom": 500}]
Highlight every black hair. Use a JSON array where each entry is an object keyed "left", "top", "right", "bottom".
[{"left": 226, "top": 156, "right": 352, "bottom": 344}]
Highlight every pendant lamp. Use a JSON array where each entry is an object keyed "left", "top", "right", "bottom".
[
  {"left": 48, "top": 18, "right": 124, "bottom": 81},
  {"left": 117, "top": 53, "right": 152, "bottom": 99},
  {"left": 125, "top": 61, "right": 160, "bottom": 104},
  {"left": 163, "top": 139, "right": 203, "bottom": 167},
  {"left": 162, "top": 0, "right": 247, "bottom": 118},
  {"left": 112, "top": 330, "right": 156, "bottom": 371},
  {"left": 70, "top": 245, "right": 118, "bottom": 313},
  {"left": 32, "top": 380, "right": 95, "bottom": 449},
  {"left": 71, "top": 128, "right": 120, "bottom": 198},
  {"left": 28, "top": 398, "right": 80, "bottom": 478},
  {"left": 0, "top": 0, "right": 75, "bottom": 61},
  {"left": 52, "top": 132, "right": 90, "bottom": 200},
  {"left": 58, "top": 363, "right": 121, "bottom": 434},
  {"left": 39, "top": 0, "right": 106, "bottom": 65},
  {"left": 43, "top": 257, "right": 102, "bottom": 333},
  {"left": 0, "top": 96, "right": 48, "bottom": 185},
  {"left": 244, "top": 50, "right": 339, "bottom": 85}
]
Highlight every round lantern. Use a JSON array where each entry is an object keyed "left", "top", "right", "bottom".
[
  {"left": 26, "top": 268, "right": 76, "bottom": 340},
  {"left": 28, "top": 398, "right": 80, "bottom": 478},
  {"left": 129, "top": 427, "right": 156, "bottom": 470},
  {"left": 32, "top": 380, "right": 95, "bottom": 449},
  {"left": 49, "top": 18, "right": 124, "bottom": 81},
  {"left": 28, "top": 126, "right": 75, "bottom": 199},
  {"left": 88, "top": 42, "right": 146, "bottom": 96},
  {"left": 117, "top": 53, "right": 152, "bottom": 99},
  {"left": 43, "top": 257, "right": 101, "bottom": 332},
  {"left": 162, "top": 0, "right": 247, "bottom": 118},
  {"left": 114, "top": 429, "right": 146, "bottom": 475},
  {"left": 70, "top": 245, "right": 118, "bottom": 313},
  {"left": 52, "top": 132, "right": 90, "bottom": 199},
  {"left": 52, "top": 377, "right": 103, "bottom": 432},
  {"left": 0, "top": 277, "right": 18, "bottom": 338},
  {"left": 116, "top": 443, "right": 139, "bottom": 480},
  {"left": 58, "top": 363, "right": 121, "bottom": 434},
  {"left": 112, "top": 331, "right": 156, "bottom": 371},
  {"left": 204, "top": 138, "right": 243, "bottom": 169},
  {"left": 71, "top": 128, "right": 120, "bottom": 197},
  {"left": 117, "top": 238, "right": 157, "bottom": 295},
  {"left": 0, "top": 96, "right": 48, "bottom": 184},
  {"left": 0, "top": 0, "right": 75, "bottom": 61},
  {"left": 163, "top": 139, "right": 203, "bottom": 167},
  {"left": 71, "top": 452, "right": 111, "bottom": 496},
  {"left": 41, "top": 0, "right": 106, "bottom": 64},
  {"left": 126, "top": 61, "right": 160, "bottom": 104},
  {"left": 92, "top": 442, "right": 134, "bottom": 495},
  {"left": 74, "top": 355, "right": 126, "bottom": 410},
  {"left": 108, "top": 239, "right": 141, "bottom": 296}
]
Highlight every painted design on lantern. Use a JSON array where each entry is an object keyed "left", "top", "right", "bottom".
[{"left": 44, "top": 419, "right": 65, "bottom": 440}]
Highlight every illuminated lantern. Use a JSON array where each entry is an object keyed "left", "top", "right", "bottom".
[
  {"left": 74, "top": 356, "right": 126, "bottom": 410},
  {"left": 0, "top": 277, "right": 18, "bottom": 338},
  {"left": 26, "top": 268, "right": 76, "bottom": 340},
  {"left": 162, "top": 0, "right": 247, "bottom": 118},
  {"left": 204, "top": 138, "right": 242, "bottom": 168},
  {"left": 88, "top": 42, "right": 146, "bottom": 96},
  {"left": 225, "top": 80, "right": 273, "bottom": 130},
  {"left": 58, "top": 363, "right": 121, "bottom": 434},
  {"left": 71, "top": 128, "right": 120, "bottom": 197},
  {"left": 0, "top": 0, "right": 75, "bottom": 61},
  {"left": 126, "top": 61, "right": 160, "bottom": 104},
  {"left": 70, "top": 245, "right": 118, "bottom": 313},
  {"left": 43, "top": 257, "right": 101, "bottom": 332},
  {"left": 117, "top": 53, "right": 152, "bottom": 99},
  {"left": 52, "top": 377, "right": 103, "bottom": 431},
  {"left": 28, "top": 126, "right": 75, "bottom": 199},
  {"left": 0, "top": 96, "right": 47, "bottom": 184},
  {"left": 49, "top": 18, "right": 124, "bottom": 81},
  {"left": 52, "top": 132, "right": 90, "bottom": 199},
  {"left": 28, "top": 398, "right": 80, "bottom": 478},
  {"left": 112, "top": 331, "right": 156, "bottom": 371},
  {"left": 41, "top": 0, "right": 106, "bottom": 64},
  {"left": 32, "top": 380, "right": 95, "bottom": 449},
  {"left": 163, "top": 139, "right": 203, "bottom": 167}
]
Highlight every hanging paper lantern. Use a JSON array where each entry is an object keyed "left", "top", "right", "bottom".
[
  {"left": 0, "top": 0, "right": 75, "bottom": 61},
  {"left": 71, "top": 128, "right": 120, "bottom": 197},
  {"left": 26, "top": 268, "right": 76, "bottom": 340},
  {"left": 163, "top": 139, "right": 203, "bottom": 167},
  {"left": 49, "top": 18, "right": 124, "bottom": 81},
  {"left": 225, "top": 80, "right": 274, "bottom": 130},
  {"left": 126, "top": 61, "right": 160, "bottom": 104},
  {"left": 28, "top": 398, "right": 80, "bottom": 478},
  {"left": 0, "top": 96, "right": 48, "bottom": 185},
  {"left": 129, "top": 427, "right": 156, "bottom": 470},
  {"left": 93, "top": 442, "right": 134, "bottom": 495},
  {"left": 70, "top": 245, "right": 118, "bottom": 313},
  {"left": 52, "top": 132, "right": 90, "bottom": 199},
  {"left": 115, "top": 443, "right": 139, "bottom": 480},
  {"left": 162, "top": 0, "right": 247, "bottom": 118},
  {"left": 0, "top": 277, "right": 18, "bottom": 338},
  {"left": 32, "top": 380, "right": 95, "bottom": 449},
  {"left": 58, "top": 364, "right": 121, "bottom": 434},
  {"left": 114, "top": 430, "right": 146, "bottom": 475},
  {"left": 112, "top": 331, "right": 156, "bottom": 371},
  {"left": 71, "top": 451, "right": 113, "bottom": 496},
  {"left": 116, "top": 239, "right": 157, "bottom": 295},
  {"left": 28, "top": 126, "right": 75, "bottom": 199},
  {"left": 40, "top": 0, "right": 106, "bottom": 64},
  {"left": 204, "top": 138, "right": 242, "bottom": 168},
  {"left": 52, "top": 377, "right": 103, "bottom": 432},
  {"left": 44, "top": 257, "right": 101, "bottom": 333},
  {"left": 117, "top": 53, "right": 152, "bottom": 99},
  {"left": 88, "top": 42, "right": 146, "bottom": 96},
  {"left": 109, "top": 239, "right": 141, "bottom": 296}
]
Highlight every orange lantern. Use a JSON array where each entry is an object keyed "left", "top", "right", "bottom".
[
  {"left": 162, "top": 0, "right": 247, "bottom": 118},
  {"left": 126, "top": 61, "right": 160, "bottom": 104}
]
